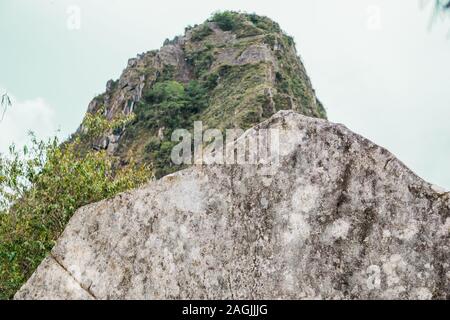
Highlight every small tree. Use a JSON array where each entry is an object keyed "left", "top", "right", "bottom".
[
  {"left": 0, "top": 111, "right": 151, "bottom": 299},
  {"left": 1, "top": 93, "right": 11, "bottom": 122},
  {"left": 209, "top": 11, "right": 241, "bottom": 31},
  {"left": 437, "top": 0, "right": 450, "bottom": 10},
  {"left": 429, "top": 0, "right": 450, "bottom": 22}
]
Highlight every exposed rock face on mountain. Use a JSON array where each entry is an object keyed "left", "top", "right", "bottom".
[
  {"left": 79, "top": 12, "right": 326, "bottom": 178},
  {"left": 15, "top": 111, "right": 450, "bottom": 300}
]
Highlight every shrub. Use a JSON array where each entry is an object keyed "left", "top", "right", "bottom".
[
  {"left": 0, "top": 113, "right": 151, "bottom": 299},
  {"left": 140, "top": 80, "right": 209, "bottom": 130},
  {"left": 186, "top": 48, "right": 215, "bottom": 78},
  {"left": 157, "top": 65, "right": 176, "bottom": 82},
  {"left": 209, "top": 12, "right": 281, "bottom": 38},
  {"left": 140, "top": 81, "right": 189, "bottom": 131},
  {"left": 131, "top": 79, "right": 210, "bottom": 178},
  {"left": 205, "top": 73, "right": 219, "bottom": 90},
  {"left": 146, "top": 140, "right": 179, "bottom": 178},
  {"left": 185, "top": 80, "right": 208, "bottom": 113}
]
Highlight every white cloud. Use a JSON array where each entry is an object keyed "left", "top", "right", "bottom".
[{"left": 0, "top": 91, "right": 57, "bottom": 153}]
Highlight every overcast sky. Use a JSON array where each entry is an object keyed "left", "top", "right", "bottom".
[{"left": 0, "top": 0, "right": 449, "bottom": 189}]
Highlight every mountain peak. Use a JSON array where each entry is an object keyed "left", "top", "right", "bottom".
[{"left": 82, "top": 12, "right": 326, "bottom": 178}]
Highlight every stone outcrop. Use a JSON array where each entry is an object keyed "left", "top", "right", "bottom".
[{"left": 15, "top": 111, "right": 450, "bottom": 300}]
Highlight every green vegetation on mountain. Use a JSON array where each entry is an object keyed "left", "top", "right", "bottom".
[
  {"left": 120, "top": 79, "right": 210, "bottom": 177},
  {"left": 0, "top": 112, "right": 151, "bottom": 299}
]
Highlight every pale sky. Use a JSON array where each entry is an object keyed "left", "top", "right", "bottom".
[{"left": 0, "top": 0, "right": 449, "bottom": 189}]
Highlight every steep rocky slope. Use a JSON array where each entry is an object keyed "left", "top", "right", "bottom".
[
  {"left": 80, "top": 12, "right": 326, "bottom": 177},
  {"left": 16, "top": 111, "right": 450, "bottom": 300}
]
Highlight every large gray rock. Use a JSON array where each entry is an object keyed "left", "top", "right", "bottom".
[{"left": 15, "top": 111, "right": 450, "bottom": 300}]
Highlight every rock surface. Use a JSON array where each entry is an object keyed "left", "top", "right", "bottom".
[
  {"left": 77, "top": 13, "right": 327, "bottom": 177},
  {"left": 15, "top": 111, "right": 450, "bottom": 300}
]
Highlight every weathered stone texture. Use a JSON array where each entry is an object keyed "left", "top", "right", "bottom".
[
  {"left": 15, "top": 111, "right": 450, "bottom": 300},
  {"left": 14, "top": 257, "right": 94, "bottom": 300}
]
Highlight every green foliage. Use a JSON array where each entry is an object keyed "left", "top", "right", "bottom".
[
  {"left": 80, "top": 107, "right": 135, "bottom": 146},
  {"left": 185, "top": 80, "right": 209, "bottom": 113},
  {"left": 435, "top": 0, "right": 450, "bottom": 11},
  {"left": 144, "top": 139, "right": 180, "bottom": 178},
  {"left": 263, "top": 34, "right": 277, "bottom": 47},
  {"left": 145, "top": 81, "right": 186, "bottom": 104},
  {"left": 96, "top": 12, "right": 324, "bottom": 181},
  {"left": 191, "top": 25, "right": 213, "bottom": 41},
  {"left": 429, "top": 0, "right": 450, "bottom": 28},
  {"left": 125, "top": 79, "right": 209, "bottom": 178},
  {"left": 199, "top": 62, "right": 268, "bottom": 130},
  {"left": 209, "top": 11, "right": 285, "bottom": 38},
  {"left": 158, "top": 65, "right": 176, "bottom": 81},
  {"left": 0, "top": 113, "right": 150, "bottom": 299},
  {"left": 141, "top": 79, "right": 208, "bottom": 125},
  {"left": 0, "top": 11, "right": 328, "bottom": 300},
  {"left": 246, "top": 13, "right": 281, "bottom": 33},
  {"left": 139, "top": 79, "right": 208, "bottom": 128},
  {"left": 209, "top": 11, "right": 262, "bottom": 38},
  {"left": 138, "top": 80, "right": 194, "bottom": 130},
  {"left": 1, "top": 93, "right": 12, "bottom": 123},
  {"left": 186, "top": 48, "right": 215, "bottom": 78},
  {"left": 205, "top": 73, "right": 219, "bottom": 90}
]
